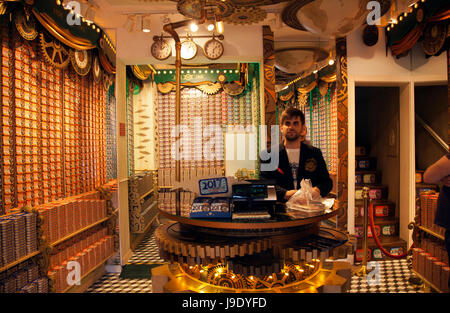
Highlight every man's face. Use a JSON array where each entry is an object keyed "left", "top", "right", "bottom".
[{"left": 281, "top": 116, "right": 305, "bottom": 142}]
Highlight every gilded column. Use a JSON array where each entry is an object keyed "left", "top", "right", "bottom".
[
  {"left": 263, "top": 26, "right": 276, "bottom": 145},
  {"left": 336, "top": 37, "right": 348, "bottom": 229}
]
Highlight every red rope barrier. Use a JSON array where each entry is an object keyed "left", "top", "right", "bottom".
[{"left": 368, "top": 202, "right": 410, "bottom": 259}]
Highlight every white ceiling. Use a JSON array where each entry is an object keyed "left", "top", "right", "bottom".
[{"left": 89, "top": 0, "right": 335, "bottom": 51}]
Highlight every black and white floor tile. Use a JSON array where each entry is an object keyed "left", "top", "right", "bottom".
[
  {"left": 127, "top": 234, "right": 165, "bottom": 264},
  {"left": 86, "top": 273, "right": 153, "bottom": 293},
  {"left": 349, "top": 259, "right": 424, "bottom": 293},
  {"left": 87, "top": 226, "right": 427, "bottom": 293}
]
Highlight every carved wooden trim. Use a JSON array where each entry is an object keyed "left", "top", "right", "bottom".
[{"left": 335, "top": 37, "right": 348, "bottom": 229}]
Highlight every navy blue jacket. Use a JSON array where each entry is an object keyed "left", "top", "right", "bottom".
[{"left": 260, "top": 142, "right": 333, "bottom": 202}]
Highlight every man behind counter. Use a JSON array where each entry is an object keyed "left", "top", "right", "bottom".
[{"left": 260, "top": 107, "right": 333, "bottom": 202}]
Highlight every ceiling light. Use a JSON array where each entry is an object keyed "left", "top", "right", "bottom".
[
  {"left": 142, "top": 16, "right": 151, "bottom": 33},
  {"left": 207, "top": 23, "right": 215, "bottom": 31},
  {"left": 215, "top": 14, "right": 224, "bottom": 34},
  {"left": 190, "top": 22, "right": 198, "bottom": 32},
  {"left": 124, "top": 15, "right": 135, "bottom": 32}
]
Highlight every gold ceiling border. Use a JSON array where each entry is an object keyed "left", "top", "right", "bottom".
[
  {"left": 279, "top": 89, "right": 294, "bottom": 101},
  {"left": 297, "top": 81, "right": 317, "bottom": 94},
  {"left": 99, "top": 48, "right": 116, "bottom": 74},
  {"left": 156, "top": 81, "right": 241, "bottom": 96},
  {"left": 132, "top": 65, "right": 151, "bottom": 81},
  {"left": 321, "top": 73, "right": 336, "bottom": 83},
  {"left": 32, "top": 9, "right": 96, "bottom": 50}
]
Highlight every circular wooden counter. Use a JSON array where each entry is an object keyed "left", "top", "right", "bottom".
[{"left": 158, "top": 206, "right": 339, "bottom": 230}]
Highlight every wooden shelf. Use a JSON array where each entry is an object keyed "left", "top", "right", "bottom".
[
  {"left": 356, "top": 236, "right": 407, "bottom": 249},
  {"left": 417, "top": 225, "right": 445, "bottom": 241},
  {"left": 0, "top": 251, "right": 41, "bottom": 273},
  {"left": 139, "top": 186, "right": 156, "bottom": 201},
  {"left": 410, "top": 269, "right": 443, "bottom": 293},
  {"left": 50, "top": 215, "right": 113, "bottom": 247},
  {"left": 62, "top": 253, "right": 114, "bottom": 293}
]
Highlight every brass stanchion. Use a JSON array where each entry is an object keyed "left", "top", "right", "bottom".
[{"left": 354, "top": 186, "right": 373, "bottom": 277}]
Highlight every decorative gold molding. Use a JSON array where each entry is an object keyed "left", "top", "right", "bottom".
[{"left": 32, "top": 9, "right": 95, "bottom": 50}]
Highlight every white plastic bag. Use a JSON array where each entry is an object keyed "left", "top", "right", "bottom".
[{"left": 286, "top": 179, "right": 334, "bottom": 213}]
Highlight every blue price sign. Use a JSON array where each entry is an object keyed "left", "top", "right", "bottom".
[{"left": 199, "top": 177, "right": 228, "bottom": 195}]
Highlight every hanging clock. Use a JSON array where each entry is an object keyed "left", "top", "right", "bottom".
[
  {"left": 180, "top": 38, "right": 197, "bottom": 60},
  {"left": 70, "top": 49, "right": 92, "bottom": 76},
  {"left": 151, "top": 37, "right": 172, "bottom": 60},
  {"left": 92, "top": 55, "right": 101, "bottom": 83},
  {"left": 203, "top": 37, "right": 224, "bottom": 60}
]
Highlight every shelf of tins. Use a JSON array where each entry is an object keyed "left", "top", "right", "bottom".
[{"left": 0, "top": 181, "right": 118, "bottom": 293}]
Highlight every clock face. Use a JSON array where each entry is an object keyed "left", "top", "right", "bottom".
[
  {"left": 180, "top": 39, "right": 197, "bottom": 60},
  {"left": 151, "top": 39, "right": 172, "bottom": 60},
  {"left": 204, "top": 39, "right": 224, "bottom": 60}
]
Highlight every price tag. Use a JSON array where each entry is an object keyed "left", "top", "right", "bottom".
[{"left": 198, "top": 177, "right": 228, "bottom": 195}]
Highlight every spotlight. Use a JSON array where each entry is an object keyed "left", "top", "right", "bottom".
[
  {"left": 142, "top": 16, "right": 151, "bottom": 33},
  {"left": 190, "top": 22, "right": 198, "bottom": 32},
  {"left": 313, "top": 69, "right": 318, "bottom": 74},
  {"left": 215, "top": 14, "right": 224, "bottom": 34},
  {"left": 328, "top": 59, "right": 335, "bottom": 65},
  {"left": 207, "top": 23, "right": 215, "bottom": 31},
  {"left": 124, "top": 15, "right": 135, "bottom": 32}
]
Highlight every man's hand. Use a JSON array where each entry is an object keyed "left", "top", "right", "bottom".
[
  {"left": 441, "top": 175, "right": 450, "bottom": 187},
  {"left": 284, "top": 190, "right": 297, "bottom": 200},
  {"left": 311, "top": 187, "right": 321, "bottom": 200}
]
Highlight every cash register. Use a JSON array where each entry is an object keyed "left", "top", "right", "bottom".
[{"left": 231, "top": 183, "right": 277, "bottom": 220}]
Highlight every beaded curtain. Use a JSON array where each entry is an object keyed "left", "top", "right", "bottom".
[{"left": 0, "top": 22, "right": 115, "bottom": 215}]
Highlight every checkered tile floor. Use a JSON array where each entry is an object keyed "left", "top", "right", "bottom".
[
  {"left": 87, "top": 224, "right": 426, "bottom": 293},
  {"left": 349, "top": 259, "right": 424, "bottom": 293},
  {"left": 86, "top": 224, "right": 164, "bottom": 293}
]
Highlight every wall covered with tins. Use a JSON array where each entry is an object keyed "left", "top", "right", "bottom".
[{"left": 0, "top": 19, "right": 116, "bottom": 214}]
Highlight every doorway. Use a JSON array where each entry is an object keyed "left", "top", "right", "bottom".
[{"left": 354, "top": 86, "right": 406, "bottom": 262}]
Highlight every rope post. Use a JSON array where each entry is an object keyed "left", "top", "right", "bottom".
[{"left": 355, "top": 186, "right": 371, "bottom": 277}]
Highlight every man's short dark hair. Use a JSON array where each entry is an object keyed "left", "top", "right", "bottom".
[{"left": 280, "top": 107, "right": 305, "bottom": 126}]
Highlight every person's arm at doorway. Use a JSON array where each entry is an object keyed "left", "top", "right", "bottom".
[{"left": 423, "top": 154, "right": 450, "bottom": 187}]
